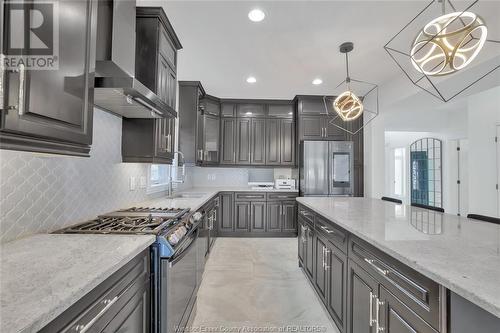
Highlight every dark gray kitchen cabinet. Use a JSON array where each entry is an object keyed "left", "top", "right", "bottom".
[
  {"left": 305, "top": 222, "right": 315, "bottom": 279},
  {"left": 235, "top": 201, "right": 251, "bottom": 231},
  {"left": 280, "top": 119, "right": 295, "bottom": 165},
  {"left": 251, "top": 119, "right": 266, "bottom": 165},
  {"left": 314, "top": 235, "right": 329, "bottom": 303},
  {"left": 218, "top": 192, "right": 234, "bottom": 232},
  {"left": 40, "top": 251, "right": 150, "bottom": 333},
  {"left": 122, "top": 7, "right": 180, "bottom": 164},
  {"left": 282, "top": 201, "right": 297, "bottom": 232},
  {"left": 347, "top": 260, "right": 378, "bottom": 333},
  {"left": 378, "top": 286, "right": 438, "bottom": 333},
  {"left": 235, "top": 118, "right": 251, "bottom": 164},
  {"left": 266, "top": 200, "right": 297, "bottom": 233},
  {"left": 266, "top": 202, "right": 282, "bottom": 232},
  {"left": 326, "top": 242, "right": 347, "bottom": 332},
  {"left": 236, "top": 103, "right": 266, "bottom": 118},
  {"left": 266, "top": 118, "right": 295, "bottom": 165},
  {"left": 178, "top": 81, "right": 205, "bottom": 165},
  {"left": 1, "top": 0, "right": 97, "bottom": 157},
  {"left": 198, "top": 95, "right": 220, "bottom": 165},
  {"left": 299, "top": 115, "right": 344, "bottom": 141},
  {"left": 298, "top": 218, "right": 307, "bottom": 265},
  {"left": 251, "top": 202, "right": 266, "bottom": 232},
  {"left": 266, "top": 119, "right": 281, "bottom": 165},
  {"left": 220, "top": 118, "right": 236, "bottom": 164},
  {"left": 122, "top": 116, "right": 174, "bottom": 164},
  {"left": 135, "top": 7, "right": 181, "bottom": 111},
  {"left": 221, "top": 103, "right": 236, "bottom": 117}
]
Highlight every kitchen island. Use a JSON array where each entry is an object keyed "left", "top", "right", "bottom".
[{"left": 296, "top": 196, "right": 500, "bottom": 333}]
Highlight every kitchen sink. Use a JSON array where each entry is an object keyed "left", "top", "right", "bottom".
[{"left": 168, "top": 193, "right": 207, "bottom": 199}]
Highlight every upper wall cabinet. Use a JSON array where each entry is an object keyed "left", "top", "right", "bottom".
[
  {"left": 135, "top": 7, "right": 181, "bottom": 112},
  {"left": 178, "top": 81, "right": 207, "bottom": 165},
  {"left": 122, "top": 7, "right": 182, "bottom": 164},
  {"left": 0, "top": 0, "right": 98, "bottom": 157}
]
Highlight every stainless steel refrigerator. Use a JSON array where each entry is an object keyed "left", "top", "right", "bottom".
[{"left": 299, "top": 141, "right": 354, "bottom": 196}]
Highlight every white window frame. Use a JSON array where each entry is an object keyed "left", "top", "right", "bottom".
[{"left": 147, "top": 164, "right": 170, "bottom": 194}]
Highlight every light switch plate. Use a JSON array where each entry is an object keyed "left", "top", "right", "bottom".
[{"left": 129, "top": 176, "right": 136, "bottom": 191}]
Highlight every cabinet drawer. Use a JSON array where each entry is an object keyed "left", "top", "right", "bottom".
[
  {"left": 298, "top": 205, "right": 314, "bottom": 224},
  {"left": 234, "top": 192, "right": 267, "bottom": 201},
  {"left": 349, "top": 236, "right": 442, "bottom": 330},
  {"left": 315, "top": 215, "right": 347, "bottom": 253},
  {"left": 266, "top": 192, "right": 298, "bottom": 201}
]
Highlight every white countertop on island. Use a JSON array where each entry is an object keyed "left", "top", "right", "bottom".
[
  {"left": 0, "top": 234, "right": 156, "bottom": 333},
  {"left": 296, "top": 196, "right": 500, "bottom": 318}
]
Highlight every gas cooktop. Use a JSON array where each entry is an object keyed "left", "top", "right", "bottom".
[
  {"left": 109, "top": 207, "right": 190, "bottom": 219},
  {"left": 58, "top": 207, "right": 192, "bottom": 236}
]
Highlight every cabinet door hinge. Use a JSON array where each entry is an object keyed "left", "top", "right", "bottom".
[
  {"left": 497, "top": 184, "right": 499, "bottom": 190},
  {"left": 495, "top": 136, "right": 498, "bottom": 143},
  {"left": 456, "top": 147, "right": 460, "bottom": 151},
  {"left": 457, "top": 180, "right": 461, "bottom": 185}
]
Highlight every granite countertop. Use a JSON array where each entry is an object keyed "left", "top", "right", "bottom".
[
  {"left": 0, "top": 234, "right": 156, "bottom": 333},
  {"left": 0, "top": 186, "right": 297, "bottom": 332},
  {"left": 296, "top": 197, "right": 500, "bottom": 318}
]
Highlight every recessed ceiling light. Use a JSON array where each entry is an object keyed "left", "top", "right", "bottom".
[
  {"left": 312, "top": 78, "right": 323, "bottom": 85},
  {"left": 248, "top": 9, "right": 265, "bottom": 22},
  {"left": 245, "top": 112, "right": 253, "bottom": 115},
  {"left": 246, "top": 76, "right": 257, "bottom": 83}
]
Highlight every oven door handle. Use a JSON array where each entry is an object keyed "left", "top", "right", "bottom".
[{"left": 169, "top": 233, "right": 197, "bottom": 266}]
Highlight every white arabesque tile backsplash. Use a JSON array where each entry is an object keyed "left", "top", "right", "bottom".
[{"left": 0, "top": 108, "right": 165, "bottom": 244}]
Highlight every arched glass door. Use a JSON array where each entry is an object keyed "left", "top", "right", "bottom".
[{"left": 410, "top": 138, "right": 442, "bottom": 208}]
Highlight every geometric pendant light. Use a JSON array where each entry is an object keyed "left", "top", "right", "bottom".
[
  {"left": 324, "top": 42, "right": 379, "bottom": 136},
  {"left": 384, "top": 0, "right": 500, "bottom": 102}
]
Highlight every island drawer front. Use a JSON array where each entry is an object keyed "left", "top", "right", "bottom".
[
  {"left": 266, "top": 192, "right": 298, "bottom": 201},
  {"left": 349, "top": 236, "right": 442, "bottom": 330},
  {"left": 315, "top": 215, "right": 347, "bottom": 253},
  {"left": 298, "top": 205, "right": 314, "bottom": 224},
  {"left": 234, "top": 192, "right": 267, "bottom": 201}
]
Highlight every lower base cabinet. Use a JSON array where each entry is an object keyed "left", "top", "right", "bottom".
[
  {"left": 299, "top": 204, "right": 445, "bottom": 333},
  {"left": 40, "top": 251, "right": 150, "bottom": 333},
  {"left": 218, "top": 192, "right": 298, "bottom": 236}
]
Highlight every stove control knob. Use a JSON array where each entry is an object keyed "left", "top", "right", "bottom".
[{"left": 190, "top": 212, "right": 202, "bottom": 222}]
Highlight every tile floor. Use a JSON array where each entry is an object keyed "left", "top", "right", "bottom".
[{"left": 191, "top": 238, "right": 339, "bottom": 333}]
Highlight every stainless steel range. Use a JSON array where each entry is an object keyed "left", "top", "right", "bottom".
[{"left": 57, "top": 206, "right": 201, "bottom": 333}]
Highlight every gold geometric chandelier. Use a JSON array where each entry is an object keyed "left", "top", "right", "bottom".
[
  {"left": 323, "top": 42, "right": 379, "bottom": 136},
  {"left": 410, "top": 11, "right": 487, "bottom": 76},
  {"left": 384, "top": 0, "right": 500, "bottom": 102},
  {"left": 333, "top": 42, "right": 364, "bottom": 122}
]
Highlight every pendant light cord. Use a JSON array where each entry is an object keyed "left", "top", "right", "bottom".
[{"left": 345, "top": 52, "right": 351, "bottom": 90}]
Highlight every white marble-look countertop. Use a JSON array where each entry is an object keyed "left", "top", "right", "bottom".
[
  {"left": 296, "top": 197, "right": 500, "bottom": 318},
  {"left": 132, "top": 186, "right": 299, "bottom": 213},
  {"left": 0, "top": 234, "right": 156, "bottom": 333}
]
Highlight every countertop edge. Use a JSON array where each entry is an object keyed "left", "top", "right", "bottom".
[{"left": 296, "top": 198, "right": 500, "bottom": 318}]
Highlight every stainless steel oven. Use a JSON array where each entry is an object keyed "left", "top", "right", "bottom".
[{"left": 153, "top": 225, "right": 199, "bottom": 333}]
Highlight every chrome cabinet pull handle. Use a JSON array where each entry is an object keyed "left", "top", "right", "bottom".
[
  {"left": 73, "top": 296, "right": 118, "bottom": 333},
  {"left": 324, "top": 249, "right": 330, "bottom": 270},
  {"left": 369, "top": 292, "right": 378, "bottom": 327},
  {"left": 17, "top": 64, "right": 25, "bottom": 115},
  {"left": 364, "top": 258, "right": 390, "bottom": 276},
  {"left": 320, "top": 225, "right": 335, "bottom": 234},
  {"left": 299, "top": 210, "right": 311, "bottom": 217},
  {"left": 0, "top": 54, "right": 4, "bottom": 108},
  {"left": 376, "top": 298, "right": 385, "bottom": 332},
  {"left": 322, "top": 246, "right": 326, "bottom": 269}
]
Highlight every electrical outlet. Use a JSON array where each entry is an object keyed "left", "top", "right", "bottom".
[
  {"left": 139, "top": 176, "right": 147, "bottom": 188},
  {"left": 129, "top": 176, "right": 136, "bottom": 191}
]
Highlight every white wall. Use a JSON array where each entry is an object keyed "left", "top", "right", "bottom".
[
  {"left": 0, "top": 109, "right": 166, "bottom": 244},
  {"left": 467, "top": 86, "right": 500, "bottom": 217},
  {"left": 364, "top": 84, "right": 500, "bottom": 217}
]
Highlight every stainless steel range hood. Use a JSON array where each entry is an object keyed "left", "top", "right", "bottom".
[{"left": 93, "top": 0, "right": 176, "bottom": 118}]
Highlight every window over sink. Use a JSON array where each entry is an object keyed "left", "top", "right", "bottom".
[{"left": 148, "top": 164, "right": 170, "bottom": 193}]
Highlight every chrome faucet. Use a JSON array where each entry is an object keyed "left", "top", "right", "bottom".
[{"left": 172, "top": 151, "right": 186, "bottom": 184}]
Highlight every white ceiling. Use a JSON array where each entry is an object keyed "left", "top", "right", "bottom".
[{"left": 138, "top": 0, "right": 500, "bottom": 100}]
